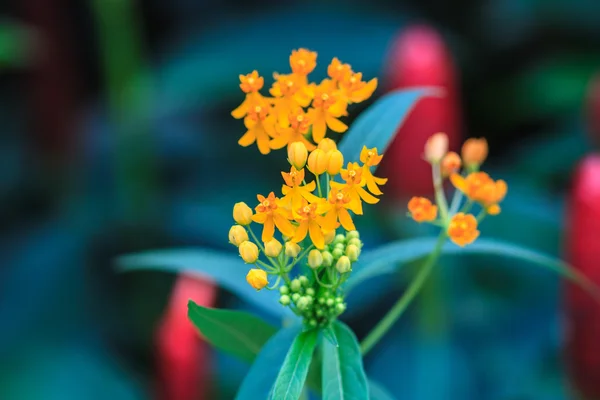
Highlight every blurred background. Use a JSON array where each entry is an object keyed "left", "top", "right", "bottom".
[{"left": 1, "top": 0, "right": 600, "bottom": 399}]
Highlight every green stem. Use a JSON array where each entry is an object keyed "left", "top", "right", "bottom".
[
  {"left": 360, "top": 232, "right": 447, "bottom": 355},
  {"left": 325, "top": 174, "right": 331, "bottom": 197},
  {"left": 315, "top": 174, "right": 323, "bottom": 197},
  {"left": 476, "top": 209, "right": 487, "bottom": 223},
  {"left": 288, "top": 244, "right": 314, "bottom": 271},
  {"left": 432, "top": 163, "right": 449, "bottom": 223},
  {"left": 248, "top": 226, "right": 279, "bottom": 269}
]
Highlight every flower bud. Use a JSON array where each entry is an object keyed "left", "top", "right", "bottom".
[
  {"left": 424, "top": 132, "right": 449, "bottom": 163},
  {"left": 334, "top": 243, "right": 345, "bottom": 251},
  {"left": 239, "top": 241, "right": 259, "bottom": 263},
  {"left": 335, "top": 303, "right": 346, "bottom": 314},
  {"left": 290, "top": 279, "right": 302, "bottom": 292},
  {"left": 327, "top": 150, "right": 344, "bottom": 175},
  {"left": 333, "top": 234, "right": 346, "bottom": 245},
  {"left": 246, "top": 268, "right": 268, "bottom": 290},
  {"left": 321, "top": 251, "right": 333, "bottom": 267},
  {"left": 279, "top": 285, "right": 289, "bottom": 295},
  {"left": 292, "top": 293, "right": 300, "bottom": 302},
  {"left": 299, "top": 276, "right": 309, "bottom": 287},
  {"left": 441, "top": 151, "right": 462, "bottom": 176},
  {"left": 279, "top": 295, "right": 291, "bottom": 305},
  {"left": 233, "top": 202, "right": 253, "bottom": 225},
  {"left": 307, "top": 148, "right": 328, "bottom": 175},
  {"left": 318, "top": 138, "right": 337, "bottom": 153},
  {"left": 297, "top": 296, "right": 310, "bottom": 310},
  {"left": 461, "top": 138, "right": 488, "bottom": 168},
  {"left": 323, "top": 230, "right": 336, "bottom": 245},
  {"left": 346, "top": 244, "right": 360, "bottom": 262},
  {"left": 308, "top": 249, "right": 323, "bottom": 269},
  {"left": 285, "top": 241, "right": 301, "bottom": 258},
  {"left": 335, "top": 256, "right": 352, "bottom": 273},
  {"left": 264, "top": 238, "right": 282, "bottom": 257},
  {"left": 347, "top": 238, "right": 362, "bottom": 248},
  {"left": 306, "top": 288, "right": 315, "bottom": 297},
  {"left": 288, "top": 141, "right": 308, "bottom": 170},
  {"left": 332, "top": 248, "right": 344, "bottom": 259},
  {"left": 308, "top": 319, "right": 318, "bottom": 327},
  {"left": 346, "top": 230, "right": 360, "bottom": 240},
  {"left": 228, "top": 225, "right": 248, "bottom": 247},
  {"left": 326, "top": 298, "right": 335, "bottom": 307}
]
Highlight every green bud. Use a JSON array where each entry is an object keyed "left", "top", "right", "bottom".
[
  {"left": 299, "top": 276, "right": 309, "bottom": 287},
  {"left": 347, "top": 230, "right": 360, "bottom": 240},
  {"left": 335, "top": 296, "right": 343, "bottom": 303},
  {"left": 309, "top": 319, "right": 318, "bottom": 327},
  {"left": 345, "top": 244, "right": 360, "bottom": 262},
  {"left": 279, "top": 285, "right": 289, "bottom": 295},
  {"left": 290, "top": 279, "right": 302, "bottom": 292},
  {"left": 321, "top": 251, "right": 333, "bottom": 267},
  {"left": 292, "top": 293, "right": 300, "bottom": 302},
  {"left": 326, "top": 298, "right": 334, "bottom": 307},
  {"left": 306, "top": 288, "right": 315, "bottom": 297},
  {"left": 334, "top": 243, "right": 345, "bottom": 251},
  {"left": 279, "top": 295, "right": 291, "bottom": 305},
  {"left": 347, "top": 238, "right": 362, "bottom": 248},
  {"left": 336, "top": 256, "right": 352, "bottom": 274},
  {"left": 318, "top": 297, "right": 326, "bottom": 305},
  {"left": 333, "top": 234, "right": 346, "bottom": 245},
  {"left": 332, "top": 248, "right": 344, "bottom": 259},
  {"left": 297, "top": 296, "right": 310, "bottom": 310},
  {"left": 335, "top": 303, "right": 346, "bottom": 314},
  {"left": 316, "top": 309, "right": 324, "bottom": 317},
  {"left": 307, "top": 249, "right": 323, "bottom": 269}
]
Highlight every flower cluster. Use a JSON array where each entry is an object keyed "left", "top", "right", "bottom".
[
  {"left": 407, "top": 133, "right": 507, "bottom": 246},
  {"left": 232, "top": 48, "right": 378, "bottom": 154}
]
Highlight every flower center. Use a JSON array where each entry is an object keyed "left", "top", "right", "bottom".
[
  {"left": 321, "top": 93, "right": 329, "bottom": 101},
  {"left": 336, "top": 192, "right": 344, "bottom": 201},
  {"left": 303, "top": 206, "right": 311, "bottom": 214},
  {"left": 248, "top": 77, "right": 255, "bottom": 84},
  {"left": 254, "top": 106, "right": 262, "bottom": 113},
  {"left": 348, "top": 170, "right": 356, "bottom": 178},
  {"left": 263, "top": 200, "right": 270, "bottom": 207}
]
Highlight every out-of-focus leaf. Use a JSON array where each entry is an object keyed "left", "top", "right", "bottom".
[
  {"left": 116, "top": 248, "right": 286, "bottom": 318},
  {"left": 187, "top": 301, "right": 277, "bottom": 363},
  {"left": 0, "top": 21, "right": 31, "bottom": 68},
  {"left": 346, "top": 238, "right": 599, "bottom": 300},
  {"left": 369, "top": 379, "right": 397, "bottom": 400},
  {"left": 338, "top": 88, "right": 441, "bottom": 165}
]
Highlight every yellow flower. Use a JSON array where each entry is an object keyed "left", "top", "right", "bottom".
[
  {"left": 292, "top": 200, "right": 329, "bottom": 250},
  {"left": 270, "top": 73, "right": 312, "bottom": 127},
  {"left": 252, "top": 192, "right": 296, "bottom": 242},
  {"left": 359, "top": 146, "right": 388, "bottom": 195},
  {"left": 287, "top": 141, "right": 308, "bottom": 170},
  {"left": 307, "top": 148, "right": 329, "bottom": 175},
  {"left": 280, "top": 167, "right": 320, "bottom": 210},
  {"left": 339, "top": 72, "right": 378, "bottom": 104},
  {"left": 317, "top": 138, "right": 337, "bottom": 153},
  {"left": 239, "top": 241, "right": 259, "bottom": 263},
  {"left": 462, "top": 138, "right": 488, "bottom": 167},
  {"left": 229, "top": 225, "right": 249, "bottom": 247},
  {"left": 450, "top": 172, "right": 507, "bottom": 215},
  {"left": 233, "top": 202, "right": 253, "bottom": 225},
  {"left": 331, "top": 162, "right": 379, "bottom": 214},
  {"left": 322, "top": 187, "right": 357, "bottom": 231},
  {"left": 246, "top": 268, "right": 268, "bottom": 290},
  {"left": 327, "top": 150, "right": 344, "bottom": 175},
  {"left": 441, "top": 152, "right": 462, "bottom": 176},
  {"left": 307, "top": 80, "right": 348, "bottom": 143},
  {"left": 231, "top": 71, "right": 268, "bottom": 119},
  {"left": 447, "top": 213, "right": 480, "bottom": 247},
  {"left": 327, "top": 57, "right": 352, "bottom": 82},
  {"left": 239, "top": 103, "right": 277, "bottom": 154},
  {"left": 269, "top": 109, "right": 316, "bottom": 151},
  {"left": 290, "top": 48, "right": 317, "bottom": 78},
  {"left": 407, "top": 197, "right": 438, "bottom": 223}
]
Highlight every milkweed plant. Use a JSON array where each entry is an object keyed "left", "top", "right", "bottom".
[{"left": 118, "top": 49, "right": 600, "bottom": 399}]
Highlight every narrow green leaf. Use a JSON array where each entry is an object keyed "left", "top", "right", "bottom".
[
  {"left": 338, "top": 87, "right": 441, "bottom": 166},
  {"left": 322, "top": 325, "right": 339, "bottom": 347},
  {"left": 346, "top": 238, "right": 600, "bottom": 300},
  {"left": 322, "top": 321, "right": 369, "bottom": 400},
  {"left": 187, "top": 301, "right": 277, "bottom": 363},
  {"left": 369, "top": 379, "right": 397, "bottom": 400},
  {"left": 269, "top": 329, "right": 319, "bottom": 400},
  {"left": 116, "top": 248, "right": 286, "bottom": 317}
]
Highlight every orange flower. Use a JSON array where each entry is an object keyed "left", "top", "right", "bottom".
[
  {"left": 269, "top": 109, "right": 316, "bottom": 151},
  {"left": 461, "top": 138, "right": 488, "bottom": 167},
  {"left": 307, "top": 80, "right": 348, "bottom": 143},
  {"left": 447, "top": 213, "right": 480, "bottom": 247},
  {"left": 251, "top": 192, "right": 295, "bottom": 242},
  {"left": 231, "top": 71, "right": 268, "bottom": 119},
  {"left": 441, "top": 152, "right": 462, "bottom": 176},
  {"left": 280, "top": 167, "right": 320, "bottom": 210},
  {"left": 407, "top": 197, "right": 438, "bottom": 223},
  {"left": 339, "top": 72, "right": 378, "bottom": 104},
  {"left": 322, "top": 187, "right": 357, "bottom": 231},
  {"left": 360, "top": 146, "right": 388, "bottom": 195},
  {"left": 327, "top": 57, "right": 352, "bottom": 82},
  {"left": 292, "top": 200, "right": 329, "bottom": 249},
  {"left": 450, "top": 172, "right": 507, "bottom": 215},
  {"left": 331, "top": 162, "right": 379, "bottom": 214},
  {"left": 238, "top": 103, "right": 277, "bottom": 154},
  {"left": 290, "top": 48, "right": 317, "bottom": 77},
  {"left": 270, "top": 73, "right": 312, "bottom": 127}
]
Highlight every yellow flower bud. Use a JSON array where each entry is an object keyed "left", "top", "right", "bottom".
[
  {"left": 461, "top": 138, "right": 488, "bottom": 167},
  {"left": 246, "top": 268, "right": 268, "bottom": 290},
  {"left": 335, "top": 255, "right": 352, "bottom": 274},
  {"left": 327, "top": 150, "right": 344, "bottom": 175},
  {"left": 345, "top": 244, "right": 360, "bottom": 262},
  {"left": 441, "top": 151, "right": 462, "bottom": 176},
  {"left": 323, "top": 230, "right": 336, "bottom": 245},
  {"left": 228, "top": 225, "right": 248, "bottom": 247},
  {"left": 308, "top": 249, "right": 323, "bottom": 269},
  {"left": 318, "top": 138, "right": 337, "bottom": 153},
  {"left": 264, "top": 238, "right": 283, "bottom": 257},
  {"left": 424, "top": 132, "right": 449, "bottom": 163},
  {"left": 239, "top": 241, "right": 259, "bottom": 263},
  {"left": 307, "top": 148, "right": 328, "bottom": 175},
  {"left": 233, "top": 202, "right": 253, "bottom": 225},
  {"left": 288, "top": 141, "right": 308, "bottom": 170},
  {"left": 285, "top": 241, "right": 301, "bottom": 258}
]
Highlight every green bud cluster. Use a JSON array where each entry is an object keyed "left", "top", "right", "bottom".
[{"left": 320, "top": 230, "right": 363, "bottom": 272}]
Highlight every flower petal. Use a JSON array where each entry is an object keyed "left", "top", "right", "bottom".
[
  {"left": 338, "top": 208, "right": 356, "bottom": 231},
  {"left": 308, "top": 221, "right": 325, "bottom": 249},
  {"left": 326, "top": 116, "right": 348, "bottom": 133}
]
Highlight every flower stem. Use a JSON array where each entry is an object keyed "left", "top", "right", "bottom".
[
  {"left": 316, "top": 174, "right": 323, "bottom": 197},
  {"left": 248, "top": 226, "right": 279, "bottom": 269},
  {"left": 432, "top": 163, "right": 449, "bottom": 223},
  {"left": 360, "top": 232, "right": 447, "bottom": 355}
]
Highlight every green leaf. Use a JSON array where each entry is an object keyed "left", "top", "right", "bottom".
[
  {"left": 322, "top": 321, "right": 369, "bottom": 400},
  {"left": 322, "top": 325, "right": 339, "bottom": 347},
  {"left": 269, "top": 329, "right": 319, "bottom": 400},
  {"left": 187, "top": 301, "right": 277, "bottom": 363},
  {"left": 346, "top": 238, "right": 600, "bottom": 300},
  {"left": 338, "top": 87, "right": 441, "bottom": 165},
  {"left": 369, "top": 379, "right": 397, "bottom": 400},
  {"left": 236, "top": 325, "right": 301, "bottom": 400},
  {"left": 116, "top": 248, "right": 286, "bottom": 317}
]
